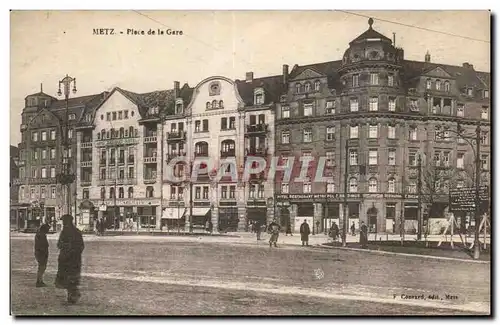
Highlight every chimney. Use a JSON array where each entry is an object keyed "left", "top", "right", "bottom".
[
  {"left": 425, "top": 51, "right": 431, "bottom": 63},
  {"left": 282, "top": 64, "right": 289, "bottom": 85},
  {"left": 174, "top": 81, "right": 180, "bottom": 97},
  {"left": 245, "top": 72, "right": 254, "bottom": 83},
  {"left": 462, "top": 62, "right": 474, "bottom": 70}
]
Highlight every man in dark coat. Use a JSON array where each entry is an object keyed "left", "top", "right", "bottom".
[
  {"left": 34, "top": 224, "right": 50, "bottom": 287},
  {"left": 253, "top": 220, "right": 262, "bottom": 240},
  {"left": 55, "top": 215, "right": 85, "bottom": 304},
  {"left": 351, "top": 222, "right": 356, "bottom": 236},
  {"left": 268, "top": 221, "right": 281, "bottom": 247},
  {"left": 300, "top": 219, "right": 311, "bottom": 246},
  {"left": 285, "top": 224, "right": 292, "bottom": 236},
  {"left": 360, "top": 221, "right": 368, "bottom": 248}
]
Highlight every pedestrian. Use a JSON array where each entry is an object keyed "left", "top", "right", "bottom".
[
  {"left": 100, "top": 217, "right": 105, "bottom": 236},
  {"left": 392, "top": 220, "right": 396, "bottom": 234},
  {"left": 330, "top": 222, "right": 339, "bottom": 242},
  {"left": 34, "top": 223, "right": 50, "bottom": 287},
  {"left": 55, "top": 214, "right": 85, "bottom": 304},
  {"left": 205, "top": 219, "right": 210, "bottom": 233},
  {"left": 95, "top": 218, "right": 101, "bottom": 236},
  {"left": 268, "top": 220, "right": 281, "bottom": 247},
  {"left": 254, "top": 220, "right": 262, "bottom": 241},
  {"left": 360, "top": 221, "right": 368, "bottom": 249},
  {"left": 300, "top": 219, "right": 311, "bottom": 246},
  {"left": 208, "top": 220, "right": 213, "bottom": 234},
  {"left": 285, "top": 224, "right": 292, "bottom": 236},
  {"left": 351, "top": 222, "right": 356, "bottom": 236}
]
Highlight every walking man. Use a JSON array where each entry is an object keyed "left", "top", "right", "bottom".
[
  {"left": 300, "top": 219, "right": 311, "bottom": 246},
  {"left": 55, "top": 215, "right": 85, "bottom": 304},
  {"left": 254, "top": 220, "right": 262, "bottom": 241},
  {"left": 351, "top": 222, "right": 356, "bottom": 236},
  {"left": 360, "top": 221, "right": 368, "bottom": 249},
  {"left": 34, "top": 224, "right": 50, "bottom": 287},
  {"left": 268, "top": 220, "right": 281, "bottom": 247}
]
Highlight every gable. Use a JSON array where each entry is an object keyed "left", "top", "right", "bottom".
[
  {"left": 291, "top": 68, "right": 324, "bottom": 81},
  {"left": 93, "top": 90, "right": 141, "bottom": 131},
  {"left": 28, "top": 108, "right": 60, "bottom": 128},
  {"left": 423, "top": 66, "right": 453, "bottom": 79}
]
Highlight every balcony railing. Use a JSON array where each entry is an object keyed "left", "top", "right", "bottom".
[
  {"left": 144, "top": 136, "right": 157, "bottom": 143},
  {"left": 249, "top": 172, "right": 266, "bottom": 182},
  {"left": 81, "top": 142, "right": 92, "bottom": 149},
  {"left": 220, "top": 150, "right": 236, "bottom": 158},
  {"left": 144, "top": 156, "right": 158, "bottom": 164},
  {"left": 118, "top": 158, "right": 125, "bottom": 165},
  {"left": 246, "top": 147, "right": 268, "bottom": 156},
  {"left": 81, "top": 161, "right": 92, "bottom": 168},
  {"left": 99, "top": 159, "right": 106, "bottom": 166},
  {"left": 166, "top": 152, "right": 186, "bottom": 161},
  {"left": 80, "top": 180, "right": 92, "bottom": 187},
  {"left": 246, "top": 123, "right": 269, "bottom": 134},
  {"left": 116, "top": 178, "right": 137, "bottom": 186},
  {"left": 194, "top": 152, "right": 209, "bottom": 157},
  {"left": 167, "top": 131, "right": 186, "bottom": 141},
  {"left": 144, "top": 177, "right": 157, "bottom": 184},
  {"left": 128, "top": 157, "right": 135, "bottom": 164}
]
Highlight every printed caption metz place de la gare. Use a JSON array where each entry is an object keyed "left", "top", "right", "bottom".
[{"left": 93, "top": 28, "right": 184, "bottom": 36}]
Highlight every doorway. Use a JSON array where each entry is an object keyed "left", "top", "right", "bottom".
[{"left": 367, "top": 207, "right": 378, "bottom": 233}]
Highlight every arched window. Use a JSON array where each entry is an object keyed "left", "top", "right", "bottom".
[
  {"left": 146, "top": 186, "right": 154, "bottom": 198},
  {"left": 314, "top": 80, "right": 321, "bottom": 91},
  {"left": 195, "top": 141, "right": 209, "bottom": 156},
  {"left": 97, "top": 133, "right": 101, "bottom": 140},
  {"left": 100, "top": 187, "right": 106, "bottom": 199},
  {"left": 106, "top": 131, "right": 110, "bottom": 139},
  {"left": 368, "top": 178, "right": 378, "bottom": 193},
  {"left": 295, "top": 83, "right": 301, "bottom": 94},
  {"left": 219, "top": 100, "right": 224, "bottom": 108},
  {"left": 129, "top": 126, "right": 134, "bottom": 137},
  {"left": 349, "top": 178, "right": 358, "bottom": 193},
  {"left": 304, "top": 82, "right": 311, "bottom": 93},
  {"left": 101, "top": 129, "right": 105, "bottom": 139},
  {"left": 435, "top": 80, "right": 441, "bottom": 91},
  {"left": 118, "top": 187, "right": 124, "bottom": 198},
  {"left": 206, "top": 102, "right": 211, "bottom": 109},
  {"left": 387, "top": 178, "right": 396, "bottom": 193},
  {"left": 426, "top": 78, "right": 432, "bottom": 90},
  {"left": 128, "top": 187, "right": 134, "bottom": 198},
  {"left": 119, "top": 127, "right": 124, "bottom": 138},
  {"left": 212, "top": 100, "right": 218, "bottom": 109},
  {"left": 82, "top": 189, "right": 89, "bottom": 199},
  {"left": 109, "top": 187, "right": 115, "bottom": 199},
  {"left": 444, "top": 81, "right": 451, "bottom": 92},
  {"left": 221, "top": 139, "right": 235, "bottom": 154},
  {"left": 125, "top": 129, "right": 129, "bottom": 137},
  {"left": 134, "top": 128, "right": 138, "bottom": 137},
  {"left": 110, "top": 128, "right": 115, "bottom": 138}
]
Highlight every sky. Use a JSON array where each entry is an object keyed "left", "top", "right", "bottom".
[{"left": 9, "top": 10, "right": 490, "bottom": 146}]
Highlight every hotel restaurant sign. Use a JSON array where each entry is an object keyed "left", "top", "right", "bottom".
[
  {"left": 276, "top": 193, "right": 419, "bottom": 201},
  {"left": 91, "top": 199, "right": 161, "bottom": 207}
]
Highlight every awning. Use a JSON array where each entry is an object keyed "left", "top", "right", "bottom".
[
  {"left": 162, "top": 208, "right": 186, "bottom": 219},
  {"left": 190, "top": 208, "right": 210, "bottom": 216}
]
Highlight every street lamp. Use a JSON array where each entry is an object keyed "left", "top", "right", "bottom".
[
  {"left": 56, "top": 75, "right": 77, "bottom": 217},
  {"left": 438, "top": 122, "right": 483, "bottom": 260}
]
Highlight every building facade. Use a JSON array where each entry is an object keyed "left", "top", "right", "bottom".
[{"left": 274, "top": 19, "right": 491, "bottom": 235}]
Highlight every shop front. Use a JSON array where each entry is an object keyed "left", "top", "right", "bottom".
[
  {"left": 246, "top": 207, "right": 267, "bottom": 230},
  {"left": 162, "top": 205, "right": 186, "bottom": 232},
  {"left": 218, "top": 201, "right": 238, "bottom": 232},
  {"left": 92, "top": 199, "right": 161, "bottom": 230}
]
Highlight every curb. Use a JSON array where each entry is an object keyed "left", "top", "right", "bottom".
[{"left": 317, "top": 244, "right": 490, "bottom": 264}]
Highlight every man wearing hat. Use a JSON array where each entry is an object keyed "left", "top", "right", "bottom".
[
  {"left": 55, "top": 214, "right": 85, "bottom": 304},
  {"left": 34, "top": 223, "right": 50, "bottom": 287}
]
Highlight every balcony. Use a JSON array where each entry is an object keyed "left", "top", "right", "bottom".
[
  {"left": 248, "top": 172, "right": 266, "bottom": 183},
  {"left": 245, "top": 123, "right": 269, "bottom": 135},
  {"left": 144, "top": 177, "right": 156, "bottom": 184},
  {"left": 194, "top": 152, "right": 209, "bottom": 158},
  {"left": 80, "top": 180, "right": 92, "bottom": 187},
  {"left": 220, "top": 150, "right": 236, "bottom": 158},
  {"left": 166, "top": 152, "right": 186, "bottom": 161},
  {"left": 144, "top": 136, "right": 157, "bottom": 143},
  {"left": 81, "top": 161, "right": 92, "bottom": 168},
  {"left": 118, "top": 158, "right": 125, "bottom": 166},
  {"left": 81, "top": 142, "right": 92, "bottom": 149},
  {"left": 128, "top": 156, "right": 135, "bottom": 164},
  {"left": 167, "top": 131, "right": 186, "bottom": 141},
  {"left": 246, "top": 147, "right": 268, "bottom": 157},
  {"left": 116, "top": 178, "right": 137, "bottom": 186},
  {"left": 144, "top": 156, "right": 157, "bottom": 164}
]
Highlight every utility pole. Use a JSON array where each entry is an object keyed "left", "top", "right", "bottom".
[
  {"left": 417, "top": 153, "right": 423, "bottom": 241},
  {"left": 473, "top": 124, "right": 481, "bottom": 260},
  {"left": 342, "top": 139, "right": 349, "bottom": 247}
]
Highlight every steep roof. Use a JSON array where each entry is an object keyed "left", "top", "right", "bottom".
[
  {"left": 118, "top": 88, "right": 176, "bottom": 117},
  {"left": 289, "top": 60, "right": 343, "bottom": 89},
  {"left": 235, "top": 75, "right": 285, "bottom": 106}
]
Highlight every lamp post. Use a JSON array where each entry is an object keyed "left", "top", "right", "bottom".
[
  {"left": 342, "top": 139, "right": 349, "bottom": 247},
  {"left": 439, "top": 122, "right": 483, "bottom": 260},
  {"left": 56, "top": 75, "right": 77, "bottom": 217},
  {"left": 417, "top": 153, "right": 423, "bottom": 240}
]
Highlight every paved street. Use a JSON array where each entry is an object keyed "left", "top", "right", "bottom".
[{"left": 11, "top": 235, "right": 490, "bottom": 315}]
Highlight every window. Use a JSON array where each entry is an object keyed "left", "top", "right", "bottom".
[
  {"left": 349, "top": 125, "right": 358, "bottom": 139},
  {"left": 109, "top": 187, "right": 115, "bottom": 199},
  {"left": 303, "top": 182, "right": 312, "bottom": 194},
  {"left": 349, "top": 150, "right": 358, "bottom": 166},
  {"left": 481, "top": 132, "right": 488, "bottom": 145},
  {"left": 349, "top": 178, "right": 358, "bottom": 193},
  {"left": 444, "top": 81, "right": 451, "bottom": 92},
  {"left": 112, "top": 112, "right": 117, "bottom": 120},
  {"left": 281, "top": 183, "right": 289, "bottom": 194},
  {"left": 41, "top": 168, "right": 47, "bottom": 178},
  {"left": 388, "top": 97, "right": 396, "bottom": 112},
  {"left": 481, "top": 106, "right": 489, "bottom": 120},
  {"left": 282, "top": 106, "right": 290, "bottom": 118},
  {"left": 436, "top": 80, "right": 441, "bottom": 91},
  {"left": 221, "top": 117, "right": 228, "bottom": 130},
  {"left": 388, "top": 74, "right": 394, "bottom": 87},
  {"left": 481, "top": 155, "right": 489, "bottom": 170},
  {"left": 257, "top": 185, "right": 264, "bottom": 198},
  {"left": 128, "top": 187, "right": 134, "bottom": 198},
  {"left": 255, "top": 93, "right": 264, "bottom": 105},
  {"left": 42, "top": 149, "right": 47, "bottom": 160},
  {"left": 456, "top": 153, "right": 464, "bottom": 169},
  {"left": 229, "top": 186, "right": 235, "bottom": 199},
  {"left": 195, "top": 120, "right": 201, "bottom": 132},
  {"left": 100, "top": 168, "right": 106, "bottom": 180},
  {"left": 326, "top": 181, "right": 335, "bottom": 193},
  {"left": 128, "top": 166, "right": 134, "bottom": 178},
  {"left": 304, "top": 82, "right": 311, "bottom": 93},
  {"left": 443, "top": 151, "right": 450, "bottom": 167},
  {"left": 326, "top": 127, "right": 335, "bottom": 141},
  {"left": 202, "top": 119, "right": 209, "bottom": 132},
  {"left": 303, "top": 129, "right": 312, "bottom": 143},
  {"left": 206, "top": 102, "right": 211, "bottom": 109},
  {"left": 41, "top": 131, "right": 47, "bottom": 141},
  {"left": 106, "top": 112, "right": 111, "bottom": 121},
  {"left": 467, "top": 88, "right": 473, "bottom": 96},
  {"left": 33, "top": 150, "right": 38, "bottom": 160},
  {"left": 426, "top": 79, "right": 432, "bottom": 90},
  {"left": 124, "top": 110, "right": 129, "bottom": 119},
  {"left": 68, "top": 129, "right": 73, "bottom": 139},
  {"left": 50, "top": 186, "right": 56, "bottom": 199},
  {"left": 409, "top": 152, "right": 417, "bottom": 167},
  {"left": 352, "top": 74, "right": 359, "bottom": 87},
  {"left": 326, "top": 151, "right": 335, "bottom": 167},
  {"left": 30, "top": 188, "right": 35, "bottom": 200},
  {"left": 326, "top": 101, "right": 335, "bottom": 114},
  {"left": 410, "top": 99, "right": 419, "bottom": 111},
  {"left": 303, "top": 103, "right": 313, "bottom": 117},
  {"left": 281, "top": 130, "right": 290, "bottom": 144},
  {"left": 32, "top": 132, "right": 38, "bottom": 142},
  {"left": 456, "top": 180, "right": 465, "bottom": 189},
  {"left": 118, "top": 111, "right": 123, "bottom": 120},
  {"left": 50, "top": 130, "right": 56, "bottom": 140},
  {"left": 146, "top": 186, "right": 154, "bottom": 198},
  {"left": 177, "top": 102, "right": 184, "bottom": 113},
  {"left": 118, "top": 187, "right": 124, "bottom": 199},
  {"left": 314, "top": 80, "right": 320, "bottom": 91},
  {"left": 388, "top": 149, "right": 396, "bottom": 166},
  {"left": 369, "top": 97, "right": 378, "bottom": 111},
  {"left": 368, "top": 125, "right": 378, "bottom": 138},
  {"left": 82, "top": 189, "right": 89, "bottom": 199},
  {"left": 370, "top": 73, "right": 379, "bottom": 85},
  {"left": 203, "top": 186, "right": 209, "bottom": 199},
  {"left": 434, "top": 151, "right": 441, "bottom": 166},
  {"left": 388, "top": 125, "right": 396, "bottom": 139},
  {"left": 295, "top": 83, "right": 301, "bottom": 94},
  {"left": 408, "top": 181, "right": 417, "bottom": 194},
  {"left": 369, "top": 149, "right": 378, "bottom": 165},
  {"left": 457, "top": 104, "right": 465, "bottom": 117},
  {"left": 50, "top": 167, "right": 55, "bottom": 178},
  {"left": 249, "top": 185, "right": 255, "bottom": 199},
  {"left": 388, "top": 178, "right": 396, "bottom": 193},
  {"left": 350, "top": 98, "right": 359, "bottom": 112},
  {"left": 221, "top": 186, "right": 227, "bottom": 199},
  {"left": 484, "top": 90, "right": 489, "bottom": 98},
  {"left": 368, "top": 178, "right": 378, "bottom": 193},
  {"left": 69, "top": 113, "right": 76, "bottom": 120},
  {"left": 409, "top": 126, "right": 417, "bottom": 141}
]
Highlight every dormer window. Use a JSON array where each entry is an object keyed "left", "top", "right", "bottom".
[
  {"left": 212, "top": 100, "right": 218, "bottom": 109},
  {"left": 28, "top": 97, "right": 37, "bottom": 107},
  {"left": 69, "top": 114, "right": 76, "bottom": 120},
  {"left": 426, "top": 79, "right": 432, "bottom": 90},
  {"left": 254, "top": 88, "right": 264, "bottom": 105},
  {"left": 295, "top": 83, "right": 301, "bottom": 94},
  {"left": 175, "top": 100, "right": 183, "bottom": 114},
  {"left": 219, "top": 100, "right": 224, "bottom": 109},
  {"left": 484, "top": 90, "right": 489, "bottom": 99},
  {"left": 435, "top": 80, "right": 441, "bottom": 91},
  {"left": 206, "top": 102, "right": 211, "bottom": 109},
  {"left": 304, "top": 82, "right": 311, "bottom": 93},
  {"left": 444, "top": 81, "right": 451, "bottom": 92},
  {"left": 467, "top": 88, "right": 473, "bottom": 96},
  {"left": 314, "top": 80, "right": 320, "bottom": 91},
  {"left": 85, "top": 114, "right": 92, "bottom": 122}
]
